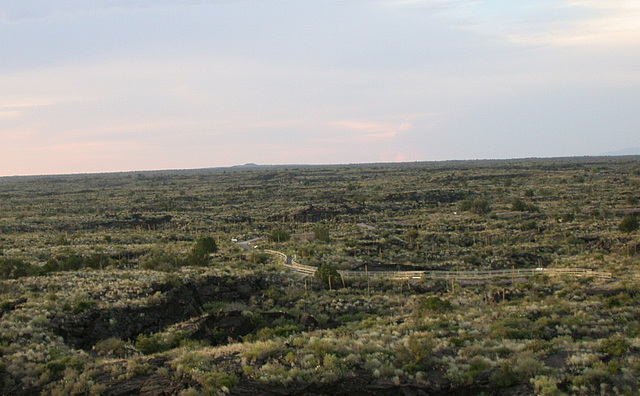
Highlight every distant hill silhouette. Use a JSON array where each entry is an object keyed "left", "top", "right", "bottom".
[
  {"left": 601, "top": 147, "right": 640, "bottom": 156},
  {"left": 231, "top": 163, "right": 260, "bottom": 168}
]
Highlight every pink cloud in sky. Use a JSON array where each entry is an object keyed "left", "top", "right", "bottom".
[
  {"left": 1, "top": 1, "right": 639, "bottom": 176},
  {"left": 322, "top": 120, "right": 412, "bottom": 143}
]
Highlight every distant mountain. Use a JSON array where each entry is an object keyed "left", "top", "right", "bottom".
[
  {"left": 231, "top": 163, "right": 260, "bottom": 168},
  {"left": 601, "top": 147, "right": 640, "bottom": 156}
]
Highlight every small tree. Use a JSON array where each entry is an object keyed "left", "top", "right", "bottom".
[
  {"left": 619, "top": 216, "right": 639, "bottom": 233},
  {"left": 269, "top": 229, "right": 290, "bottom": 243},
  {"left": 194, "top": 236, "right": 218, "bottom": 254},
  {"left": 315, "top": 263, "right": 341, "bottom": 288},
  {"left": 188, "top": 236, "right": 218, "bottom": 266}
]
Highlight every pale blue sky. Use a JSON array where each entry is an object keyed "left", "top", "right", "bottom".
[{"left": 1, "top": 0, "right": 639, "bottom": 176}]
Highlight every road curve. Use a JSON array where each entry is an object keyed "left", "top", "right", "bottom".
[{"left": 237, "top": 237, "right": 266, "bottom": 251}]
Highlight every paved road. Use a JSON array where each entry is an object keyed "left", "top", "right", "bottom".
[{"left": 237, "top": 237, "right": 265, "bottom": 251}]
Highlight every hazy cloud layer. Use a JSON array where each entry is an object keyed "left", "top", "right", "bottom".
[{"left": 1, "top": 1, "right": 639, "bottom": 176}]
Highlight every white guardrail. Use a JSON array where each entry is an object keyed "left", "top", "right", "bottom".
[{"left": 261, "top": 250, "right": 612, "bottom": 281}]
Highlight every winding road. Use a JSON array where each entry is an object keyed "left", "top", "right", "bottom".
[
  {"left": 238, "top": 239, "right": 612, "bottom": 281},
  {"left": 237, "top": 237, "right": 266, "bottom": 251}
]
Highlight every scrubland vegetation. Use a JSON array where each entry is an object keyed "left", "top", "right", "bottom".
[{"left": 1, "top": 157, "right": 640, "bottom": 395}]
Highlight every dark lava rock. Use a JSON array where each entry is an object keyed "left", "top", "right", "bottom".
[
  {"left": 190, "top": 311, "right": 256, "bottom": 344},
  {"left": 50, "top": 275, "right": 268, "bottom": 350}
]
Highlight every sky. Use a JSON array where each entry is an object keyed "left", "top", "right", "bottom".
[{"left": 1, "top": 0, "right": 639, "bottom": 176}]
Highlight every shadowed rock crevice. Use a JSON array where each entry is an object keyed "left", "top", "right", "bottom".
[{"left": 50, "top": 275, "right": 269, "bottom": 350}]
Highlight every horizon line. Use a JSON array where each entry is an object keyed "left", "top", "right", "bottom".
[{"left": 2, "top": 154, "right": 639, "bottom": 180}]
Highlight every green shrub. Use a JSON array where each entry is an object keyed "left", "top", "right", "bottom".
[
  {"left": 0, "top": 258, "right": 39, "bottom": 279},
  {"left": 44, "top": 254, "right": 97, "bottom": 272},
  {"left": 44, "top": 360, "right": 67, "bottom": 376},
  {"left": 85, "top": 253, "right": 110, "bottom": 269},
  {"left": 619, "top": 216, "right": 639, "bottom": 233},
  {"left": 416, "top": 296, "right": 454, "bottom": 314},
  {"left": 491, "top": 317, "right": 539, "bottom": 340},
  {"left": 72, "top": 298, "right": 96, "bottom": 314},
  {"left": 135, "top": 331, "right": 186, "bottom": 355},
  {"left": 313, "top": 225, "right": 331, "bottom": 243},
  {"left": 94, "top": 337, "right": 128, "bottom": 357},
  {"left": 459, "top": 198, "right": 491, "bottom": 215},
  {"left": 251, "top": 252, "right": 269, "bottom": 264},
  {"left": 406, "top": 334, "right": 434, "bottom": 366},
  {"left": 520, "top": 220, "right": 538, "bottom": 231},
  {"left": 512, "top": 198, "right": 539, "bottom": 212},
  {"left": 600, "top": 335, "right": 630, "bottom": 357},
  {"left": 136, "top": 334, "right": 166, "bottom": 355},
  {"left": 512, "top": 198, "right": 527, "bottom": 211},
  {"left": 195, "top": 236, "right": 218, "bottom": 254},
  {"left": 141, "top": 247, "right": 183, "bottom": 271},
  {"left": 524, "top": 339, "right": 554, "bottom": 354},
  {"left": 337, "top": 312, "right": 368, "bottom": 324},
  {"left": 272, "top": 324, "right": 303, "bottom": 338},
  {"left": 467, "top": 355, "right": 492, "bottom": 380},
  {"left": 242, "top": 341, "right": 283, "bottom": 362},
  {"left": 604, "top": 293, "right": 632, "bottom": 308},
  {"left": 45, "top": 356, "right": 86, "bottom": 376},
  {"left": 162, "top": 273, "right": 184, "bottom": 288},
  {"left": 531, "top": 375, "right": 562, "bottom": 396},
  {"left": 201, "top": 371, "right": 239, "bottom": 392},
  {"left": 125, "top": 359, "right": 152, "bottom": 378}
]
